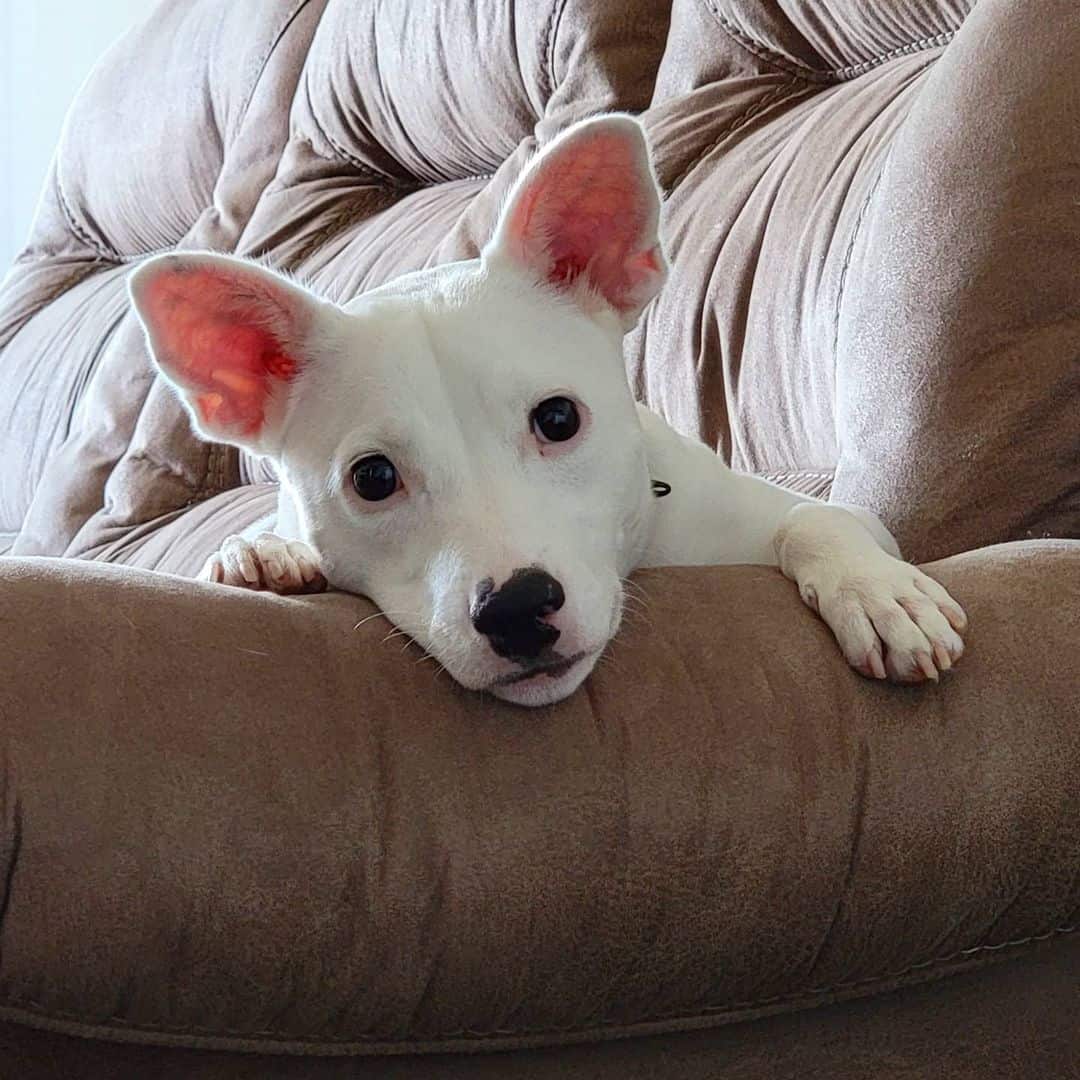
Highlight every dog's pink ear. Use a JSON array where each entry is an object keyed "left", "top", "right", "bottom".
[
  {"left": 485, "top": 115, "right": 667, "bottom": 329},
  {"left": 129, "top": 254, "right": 322, "bottom": 454}
]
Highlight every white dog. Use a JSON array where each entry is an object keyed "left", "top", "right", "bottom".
[{"left": 129, "top": 115, "right": 966, "bottom": 706}]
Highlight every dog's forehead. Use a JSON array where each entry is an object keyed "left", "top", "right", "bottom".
[
  {"left": 337, "top": 261, "right": 614, "bottom": 389},
  {"left": 343, "top": 259, "right": 480, "bottom": 309}
]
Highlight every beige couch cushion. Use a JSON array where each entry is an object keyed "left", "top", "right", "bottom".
[
  {"left": 2, "top": 0, "right": 1076, "bottom": 568},
  {"left": 0, "top": 542, "right": 1076, "bottom": 1056}
]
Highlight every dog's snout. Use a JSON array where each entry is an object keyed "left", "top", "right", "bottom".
[{"left": 471, "top": 568, "right": 565, "bottom": 661}]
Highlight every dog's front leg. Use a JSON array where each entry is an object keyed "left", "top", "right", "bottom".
[
  {"left": 773, "top": 502, "right": 967, "bottom": 682},
  {"left": 637, "top": 406, "right": 966, "bottom": 683}
]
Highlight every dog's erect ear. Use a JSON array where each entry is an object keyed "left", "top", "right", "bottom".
[
  {"left": 484, "top": 114, "right": 667, "bottom": 331},
  {"left": 129, "top": 253, "right": 326, "bottom": 456}
]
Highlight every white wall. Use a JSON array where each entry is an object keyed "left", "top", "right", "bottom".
[{"left": 0, "top": 0, "right": 150, "bottom": 269}]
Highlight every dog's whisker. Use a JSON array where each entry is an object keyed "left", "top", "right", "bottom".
[
  {"left": 596, "top": 651, "right": 626, "bottom": 675},
  {"left": 354, "top": 611, "right": 392, "bottom": 631},
  {"left": 617, "top": 594, "right": 652, "bottom": 625},
  {"left": 622, "top": 587, "right": 652, "bottom": 613},
  {"left": 354, "top": 609, "right": 420, "bottom": 632},
  {"left": 594, "top": 634, "right": 627, "bottom": 672}
]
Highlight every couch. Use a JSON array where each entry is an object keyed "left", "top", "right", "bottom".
[{"left": 1, "top": 1, "right": 1077, "bottom": 1076}]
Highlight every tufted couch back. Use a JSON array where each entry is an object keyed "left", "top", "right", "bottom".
[{"left": 1, "top": 0, "right": 1077, "bottom": 569}]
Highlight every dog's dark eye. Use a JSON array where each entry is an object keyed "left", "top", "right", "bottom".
[
  {"left": 351, "top": 455, "right": 399, "bottom": 501},
  {"left": 531, "top": 397, "right": 580, "bottom": 443}
]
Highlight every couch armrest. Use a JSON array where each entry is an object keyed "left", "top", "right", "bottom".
[
  {"left": 831, "top": 0, "right": 1080, "bottom": 559},
  {"left": 0, "top": 543, "right": 1077, "bottom": 1056}
]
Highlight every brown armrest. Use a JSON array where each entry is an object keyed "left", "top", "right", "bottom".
[{"left": 0, "top": 541, "right": 1076, "bottom": 1056}]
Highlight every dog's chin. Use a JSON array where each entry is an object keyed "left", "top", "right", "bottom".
[{"left": 485, "top": 650, "right": 598, "bottom": 707}]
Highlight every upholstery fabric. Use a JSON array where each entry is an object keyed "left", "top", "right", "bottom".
[
  {"left": 3, "top": 938, "right": 1079, "bottom": 1078},
  {"left": 1, "top": 0, "right": 1075, "bottom": 567},
  {"left": 0, "top": 0, "right": 1078, "bottom": 1074},
  {"left": 0, "top": 544, "right": 1077, "bottom": 1059}
]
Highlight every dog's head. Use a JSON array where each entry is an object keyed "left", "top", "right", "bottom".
[{"left": 130, "top": 115, "right": 667, "bottom": 705}]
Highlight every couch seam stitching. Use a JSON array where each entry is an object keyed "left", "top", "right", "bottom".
[
  {"left": 233, "top": 0, "right": 313, "bottom": 133},
  {"left": 667, "top": 78, "right": 800, "bottom": 193},
  {"left": 303, "top": 113, "right": 415, "bottom": 188},
  {"left": 54, "top": 175, "right": 186, "bottom": 266},
  {"left": 831, "top": 161, "right": 887, "bottom": 376},
  {"left": 542, "top": 0, "right": 570, "bottom": 102},
  {"left": 701, "top": 2, "right": 956, "bottom": 84},
  {"left": 1, "top": 924, "right": 1073, "bottom": 1044},
  {"left": 0, "top": 261, "right": 103, "bottom": 353},
  {"left": 51, "top": 0, "right": 312, "bottom": 266},
  {"left": 54, "top": 172, "right": 120, "bottom": 263},
  {"left": 826, "top": 31, "right": 955, "bottom": 80},
  {"left": 304, "top": 126, "right": 494, "bottom": 191},
  {"left": 758, "top": 469, "right": 834, "bottom": 480}
]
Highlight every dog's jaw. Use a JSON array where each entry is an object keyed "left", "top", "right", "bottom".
[{"left": 486, "top": 649, "right": 599, "bottom": 706}]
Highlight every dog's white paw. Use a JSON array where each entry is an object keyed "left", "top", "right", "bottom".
[
  {"left": 200, "top": 533, "right": 327, "bottom": 595},
  {"left": 798, "top": 555, "right": 967, "bottom": 684}
]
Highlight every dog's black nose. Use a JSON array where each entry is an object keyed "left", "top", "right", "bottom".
[{"left": 471, "top": 569, "right": 565, "bottom": 661}]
